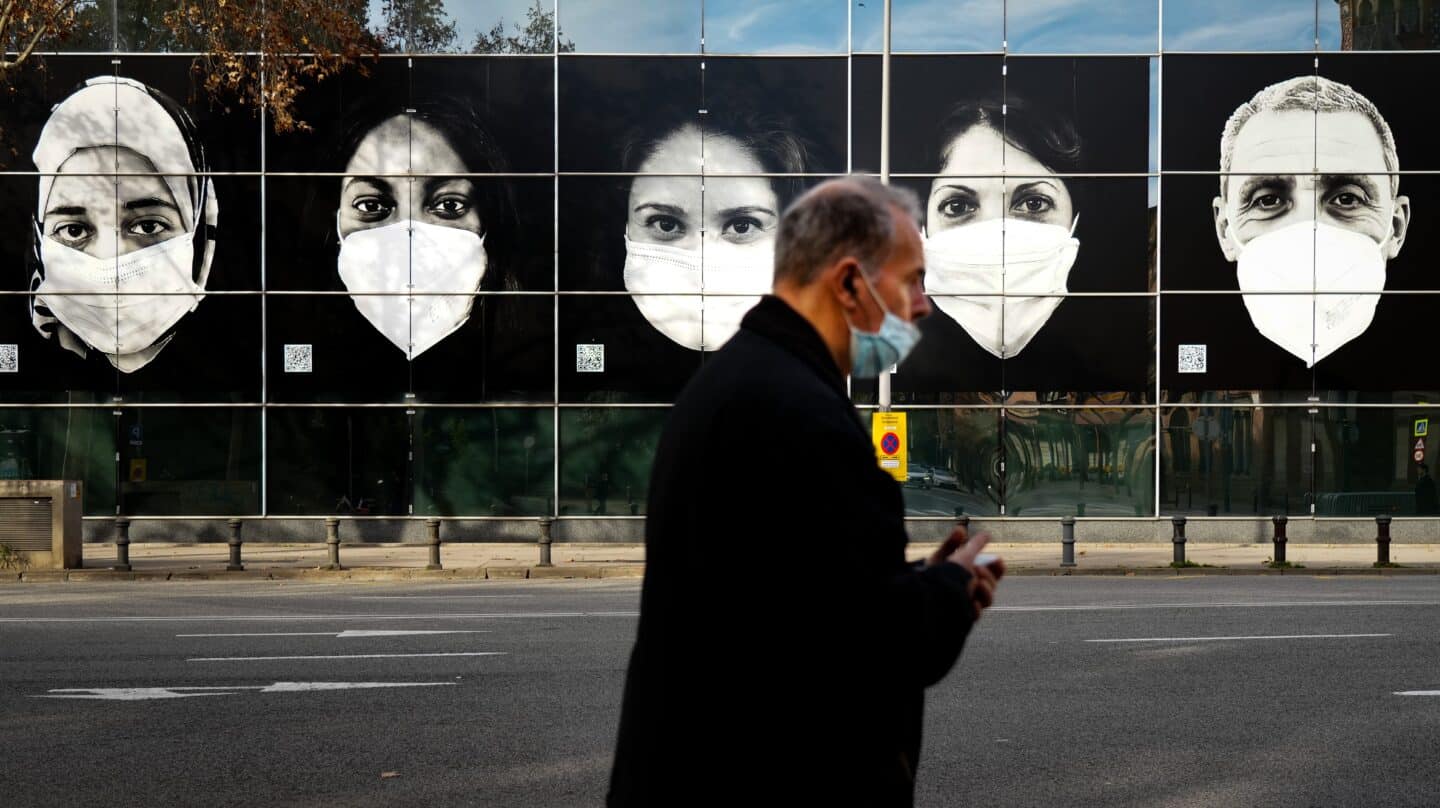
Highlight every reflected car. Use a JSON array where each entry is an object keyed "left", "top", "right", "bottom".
[
  {"left": 930, "top": 467, "right": 958, "bottom": 490},
  {"left": 906, "top": 464, "right": 934, "bottom": 488}
]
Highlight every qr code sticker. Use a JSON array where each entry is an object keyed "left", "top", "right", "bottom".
[
  {"left": 283, "top": 344, "right": 313, "bottom": 374},
  {"left": 1178, "top": 344, "right": 1207, "bottom": 374},
  {"left": 0, "top": 344, "right": 16, "bottom": 373},
  {"left": 576, "top": 344, "right": 605, "bottom": 373}
]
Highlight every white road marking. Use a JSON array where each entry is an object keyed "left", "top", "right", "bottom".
[
  {"left": 1087, "top": 633, "right": 1393, "bottom": 643},
  {"left": 188, "top": 651, "right": 507, "bottom": 662},
  {"left": 1394, "top": 691, "right": 1440, "bottom": 696},
  {"left": 0, "top": 611, "right": 637, "bottom": 623},
  {"left": 175, "top": 630, "right": 491, "bottom": 638},
  {"left": 994, "top": 600, "right": 1439, "bottom": 613},
  {"left": 35, "top": 681, "right": 455, "bottom": 700}
]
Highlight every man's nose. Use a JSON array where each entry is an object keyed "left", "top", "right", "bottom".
[{"left": 911, "top": 286, "right": 932, "bottom": 321}]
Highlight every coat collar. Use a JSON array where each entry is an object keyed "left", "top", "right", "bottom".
[{"left": 740, "top": 296, "right": 849, "bottom": 400}]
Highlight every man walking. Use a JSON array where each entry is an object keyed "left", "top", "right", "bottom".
[{"left": 608, "top": 177, "right": 1003, "bottom": 807}]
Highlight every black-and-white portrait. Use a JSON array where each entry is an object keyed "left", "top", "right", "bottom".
[
  {"left": 28, "top": 76, "right": 218, "bottom": 373},
  {"left": 1211, "top": 74, "right": 1410, "bottom": 367}
]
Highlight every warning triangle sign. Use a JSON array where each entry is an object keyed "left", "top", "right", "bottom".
[{"left": 1417, "top": 438, "right": 1427, "bottom": 451}]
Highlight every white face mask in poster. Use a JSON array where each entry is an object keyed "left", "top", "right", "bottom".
[
  {"left": 34, "top": 234, "right": 202, "bottom": 366},
  {"left": 622, "top": 236, "right": 773, "bottom": 351},
  {"left": 1234, "top": 221, "right": 1388, "bottom": 367},
  {"left": 337, "top": 220, "right": 487, "bottom": 359},
  {"left": 923, "top": 217, "right": 1080, "bottom": 359}
]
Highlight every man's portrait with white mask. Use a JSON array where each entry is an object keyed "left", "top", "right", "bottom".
[
  {"left": 27, "top": 76, "right": 218, "bottom": 374},
  {"left": 1212, "top": 75, "right": 1410, "bottom": 368}
]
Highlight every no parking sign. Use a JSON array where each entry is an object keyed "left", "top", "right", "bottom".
[{"left": 871, "top": 412, "right": 907, "bottom": 483}]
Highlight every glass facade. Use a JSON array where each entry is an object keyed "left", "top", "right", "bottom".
[{"left": 3, "top": 1, "right": 1438, "bottom": 530}]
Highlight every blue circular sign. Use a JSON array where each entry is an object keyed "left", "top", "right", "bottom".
[{"left": 880, "top": 432, "right": 900, "bottom": 455}]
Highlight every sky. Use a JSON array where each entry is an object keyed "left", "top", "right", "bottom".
[{"left": 375, "top": 0, "right": 1346, "bottom": 54}]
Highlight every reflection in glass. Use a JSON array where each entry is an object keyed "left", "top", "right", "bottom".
[
  {"left": 1006, "top": 408, "right": 1156, "bottom": 517},
  {"left": 1330, "top": 0, "right": 1440, "bottom": 50},
  {"left": 622, "top": 110, "right": 809, "bottom": 351},
  {"left": 334, "top": 101, "right": 517, "bottom": 359},
  {"left": 558, "top": 408, "right": 666, "bottom": 515},
  {"left": 1161, "top": 405, "right": 1313, "bottom": 516},
  {"left": 1163, "top": 0, "right": 1319, "bottom": 52},
  {"left": 854, "top": 0, "right": 1003, "bottom": 52},
  {"left": 414, "top": 409, "right": 554, "bottom": 516},
  {"left": 1314, "top": 406, "right": 1439, "bottom": 515},
  {"left": 30, "top": 76, "right": 216, "bottom": 373},
  {"left": 267, "top": 408, "right": 409, "bottom": 516},
  {"left": 0, "top": 407, "right": 117, "bottom": 516},
  {"left": 559, "top": 0, "right": 700, "bottom": 53},
  {"left": 118, "top": 408, "right": 260, "bottom": 515},
  {"left": 702, "top": 0, "right": 846, "bottom": 54},
  {"left": 879, "top": 409, "right": 1002, "bottom": 518},
  {"left": 923, "top": 98, "right": 1080, "bottom": 359},
  {"left": 1006, "top": 0, "right": 1158, "bottom": 54}
]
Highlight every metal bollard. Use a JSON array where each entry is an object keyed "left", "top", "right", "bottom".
[
  {"left": 1376, "top": 514, "right": 1392, "bottom": 566},
  {"left": 324, "top": 517, "right": 342, "bottom": 570},
  {"left": 538, "top": 517, "right": 554, "bottom": 567},
  {"left": 1171, "top": 516, "right": 1187, "bottom": 565},
  {"left": 1272, "top": 515, "right": 1288, "bottom": 565},
  {"left": 955, "top": 514, "right": 970, "bottom": 533},
  {"left": 113, "top": 518, "right": 132, "bottom": 572},
  {"left": 1061, "top": 516, "right": 1076, "bottom": 568},
  {"left": 226, "top": 519, "right": 244, "bottom": 571},
  {"left": 425, "top": 518, "right": 442, "bottom": 570}
]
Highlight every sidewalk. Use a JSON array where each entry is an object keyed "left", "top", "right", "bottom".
[{"left": 6, "top": 542, "right": 1440, "bottom": 582}]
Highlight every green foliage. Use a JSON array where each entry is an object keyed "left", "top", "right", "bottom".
[
  {"left": 0, "top": 543, "right": 29, "bottom": 570},
  {"left": 472, "top": 0, "right": 573, "bottom": 53}
]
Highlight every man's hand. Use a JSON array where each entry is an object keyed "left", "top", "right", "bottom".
[{"left": 927, "top": 526, "right": 1004, "bottom": 621}]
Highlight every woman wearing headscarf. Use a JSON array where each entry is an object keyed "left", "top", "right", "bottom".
[{"left": 29, "top": 75, "right": 218, "bottom": 373}]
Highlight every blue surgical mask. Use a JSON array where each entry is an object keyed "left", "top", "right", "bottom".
[{"left": 847, "top": 269, "right": 922, "bottom": 379}]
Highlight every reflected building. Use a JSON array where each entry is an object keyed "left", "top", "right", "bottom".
[{"left": 1336, "top": 0, "right": 1439, "bottom": 49}]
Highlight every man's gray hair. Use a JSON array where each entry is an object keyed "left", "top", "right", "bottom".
[
  {"left": 773, "top": 176, "right": 922, "bottom": 286},
  {"left": 1219, "top": 75, "right": 1399, "bottom": 195}
]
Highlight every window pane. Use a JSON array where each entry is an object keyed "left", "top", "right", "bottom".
[
  {"left": 267, "top": 407, "right": 410, "bottom": 516},
  {"left": 1161, "top": 406, "right": 1312, "bottom": 516},
  {"left": 266, "top": 295, "right": 411, "bottom": 403},
  {"left": 0, "top": 407, "right": 117, "bottom": 516},
  {"left": 1315, "top": 405, "right": 1440, "bottom": 515},
  {"left": 1006, "top": 407, "right": 1156, "bottom": 517},
  {"left": 1005, "top": 56, "right": 1151, "bottom": 175},
  {"left": 878, "top": 409, "right": 1002, "bottom": 518},
  {"left": 559, "top": 295, "right": 704, "bottom": 403},
  {"left": 703, "top": 0, "right": 847, "bottom": 54},
  {"left": 414, "top": 408, "right": 554, "bottom": 516},
  {"left": 1163, "top": 0, "right": 1318, "bottom": 52},
  {"left": 854, "top": 0, "right": 1003, "bottom": 53},
  {"left": 558, "top": 407, "right": 666, "bottom": 516},
  {"left": 558, "top": 56, "right": 702, "bottom": 173},
  {"left": 117, "top": 407, "right": 260, "bottom": 515},
  {"left": 560, "top": 0, "right": 700, "bottom": 53},
  {"left": 1161, "top": 54, "right": 1317, "bottom": 173},
  {"left": 1008, "top": 0, "right": 1158, "bottom": 54}
]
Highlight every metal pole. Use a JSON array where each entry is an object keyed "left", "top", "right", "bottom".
[
  {"left": 324, "top": 517, "right": 342, "bottom": 570},
  {"left": 538, "top": 517, "right": 554, "bottom": 567},
  {"left": 425, "top": 518, "right": 442, "bottom": 570},
  {"left": 113, "top": 518, "right": 131, "bottom": 572},
  {"left": 877, "top": 0, "right": 892, "bottom": 412},
  {"left": 1376, "top": 515, "right": 1392, "bottom": 566},
  {"left": 1061, "top": 516, "right": 1076, "bottom": 568},
  {"left": 226, "top": 519, "right": 244, "bottom": 572},
  {"left": 1171, "top": 516, "right": 1187, "bottom": 565},
  {"left": 1272, "top": 515, "right": 1287, "bottom": 565}
]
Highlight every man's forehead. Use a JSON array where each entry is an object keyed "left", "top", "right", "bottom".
[{"left": 1231, "top": 109, "right": 1389, "bottom": 175}]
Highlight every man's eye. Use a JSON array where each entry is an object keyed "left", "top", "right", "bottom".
[
  {"left": 428, "top": 195, "right": 471, "bottom": 219},
  {"left": 1253, "top": 193, "right": 1285, "bottom": 211},
  {"left": 128, "top": 219, "right": 172, "bottom": 237},
  {"left": 1330, "top": 191, "right": 1365, "bottom": 210}
]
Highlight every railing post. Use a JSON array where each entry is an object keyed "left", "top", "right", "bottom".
[
  {"left": 1376, "top": 514, "right": 1392, "bottom": 566},
  {"left": 113, "top": 518, "right": 131, "bottom": 572},
  {"left": 425, "top": 518, "right": 442, "bottom": 570},
  {"left": 324, "top": 517, "right": 342, "bottom": 570},
  {"left": 1272, "top": 515, "right": 1288, "bottom": 565},
  {"left": 537, "top": 517, "right": 554, "bottom": 567},
  {"left": 1171, "top": 516, "right": 1187, "bottom": 565},
  {"left": 1061, "top": 516, "right": 1076, "bottom": 568},
  {"left": 226, "top": 519, "right": 244, "bottom": 572}
]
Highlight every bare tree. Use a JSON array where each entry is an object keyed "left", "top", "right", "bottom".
[{"left": 473, "top": 0, "right": 573, "bottom": 54}]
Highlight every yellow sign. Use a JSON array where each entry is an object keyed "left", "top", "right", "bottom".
[
  {"left": 1416, "top": 418, "right": 1429, "bottom": 438},
  {"left": 871, "top": 411, "right": 908, "bottom": 483},
  {"left": 128, "top": 458, "right": 147, "bottom": 483}
]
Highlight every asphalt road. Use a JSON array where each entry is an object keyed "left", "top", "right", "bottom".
[{"left": 2, "top": 577, "right": 1438, "bottom": 807}]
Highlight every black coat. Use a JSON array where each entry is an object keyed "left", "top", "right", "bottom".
[{"left": 608, "top": 296, "right": 978, "bottom": 807}]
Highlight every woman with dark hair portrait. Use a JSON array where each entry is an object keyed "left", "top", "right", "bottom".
[
  {"left": 618, "top": 106, "right": 811, "bottom": 352},
  {"left": 922, "top": 96, "right": 1082, "bottom": 361},
  {"left": 28, "top": 75, "right": 218, "bottom": 374},
  {"left": 330, "top": 97, "right": 520, "bottom": 360}
]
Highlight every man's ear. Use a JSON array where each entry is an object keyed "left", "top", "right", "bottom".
[
  {"left": 1212, "top": 195, "right": 1239, "bottom": 262},
  {"left": 1387, "top": 194, "right": 1411, "bottom": 260},
  {"left": 826, "top": 257, "right": 864, "bottom": 314}
]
